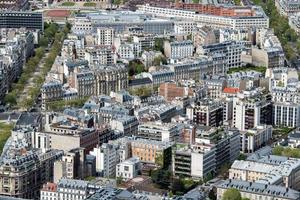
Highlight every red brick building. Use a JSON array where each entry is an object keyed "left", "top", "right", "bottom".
[
  {"left": 159, "top": 82, "right": 194, "bottom": 102},
  {"left": 174, "top": 2, "right": 254, "bottom": 17}
]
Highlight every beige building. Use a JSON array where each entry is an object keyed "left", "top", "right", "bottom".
[
  {"left": 131, "top": 139, "right": 172, "bottom": 167},
  {"left": 54, "top": 148, "right": 85, "bottom": 183},
  {"left": 0, "top": 149, "right": 63, "bottom": 199},
  {"left": 251, "top": 46, "right": 285, "bottom": 68},
  {"left": 229, "top": 156, "right": 300, "bottom": 190},
  {"left": 193, "top": 26, "right": 217, "bottom": 48},
  {"left": 44, "top": 115, "right": 99, "bottom": 154}
]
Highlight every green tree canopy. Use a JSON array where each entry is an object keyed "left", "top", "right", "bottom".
[
  {"left": 222, "top": 188, "right": 241, "bottom": 200},
  {"left": 4, "top": 93, "right": 17, "bottom": 105}
]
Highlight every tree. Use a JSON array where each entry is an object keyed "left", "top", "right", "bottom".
[
  {"left": 35, "top": 47, "right": 45, "bottom": 59},
  {"left": 208, "top": 188, "right": 217, "bottom": 200},
  {"left": 170, "top": 178, "right": 185, "bottom": 195},
  {"left": 234, "top": 0, "right": 241, "bottom": 5},
  {"left": 150, "top": 169, "right": 171, "bottom": 189},
  {"left": 153, "top": 56, "right": 167, "bottom": 66},
  {"left": 44, "top": 23, "right": 59, "bottom": 39},
  {"left": 4, "top": 93, "right": 17, "bottom": 106},
  {"left": 39, "top": 36, "right": 49, "bottom": 47},
  {"left": 238, "top": 153, "right": 247, "bottom": 160},
  {"left": 222, "top": 188, "right": 241, "bottom": 200},
  {"left": 128, "top": 60, "right": 146, "bottom": 76},
  {"left": 116, "top": 176, "right": 123, "bottom": 185},
  {"left": 219, "top": 162, "right": 230, "bottom": 178},
  {"left": 154, "top": 38, "right": 165, "bottom": 53},
  {"left": 112, "top": 0, "right": 121, "bottom": 5},
  {"left": 129, "top": 87, "right": 152, "bottom": 97},
  {"left": 272, "top": 145, "right": 285, "bottom": 156}
]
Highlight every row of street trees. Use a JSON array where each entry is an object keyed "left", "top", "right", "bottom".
[
  {"left": 4, "top": 22, "right": 71, "bottom": 110},
  {"left": 253, "top": 0, "right": 300, "bottom": 60}
]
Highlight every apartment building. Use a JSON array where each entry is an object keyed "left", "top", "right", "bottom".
[
  {"left": 41, "top": 80, "right": 63, "bottom": 110},
  {"left": 96, "top": 104, "right": 130, "bottom": 123},
  {"left": 96, "top": 27, "right": 114, "bottom": 46},
  {"left": 62, "top": 38, "right": 85, "bottom": 60},
  {"left": 240, "top": 125, "right": 272, "bottom": 153},
  {"left": 197, "top": 40, "right": 245, "bottom": 69},
  {"left": 251, "top": 29, "right": 285, "bottom": 68},
  {"left": 275, "top": 0, "right": 300, "bottom": 16},
  {"left": 132, "top": 34, "right": 155, "bottom": 50},
  {"left": 159, "top": 82, "right": 194, "bottom": 102},
  {"left": 289, "top": 13, "right": 300, "bottom": 33},
  {"left": 273, "top": 102, "right": 300, "bottom": 128},
  {"left": 232, "top": 89, "right": 273, "bottom": 131},
  {"left": 173, "top": 143, "right": 216, "bottom": 178},
  {"left": 0, "top": 0, "right": 29, "bottom": 10},
  {"left": 41, "top": 179, "right": 99, "bottom": 200},
  {"left": 117, "top": 43, "right": 141, "bottom": 59},
  {"left": 137, "top": 121, "right": 182, "bottom": 142},
  {"left": 164, "top": 40, "right": 194, "bottom": 59},
  {"left": 219, "top": 28, "right": 250, "bottom": 43},
  {"left": 229, "top": 155, "right": 300, "bottom": 190},
  {"left": 174, "top": 21, "right": 195, "bottom": 34},
  {"left": 217, "top": 179, "right": 300, "bottom": 200},
  {"left": 131, "top": 139, "right": 172, "bottom": 167},
  {"left": 0, "top": 146, "right": 63, "bottom": 199},
  {"left": 0, "top": 29, "right": 34, "bottom": 103},
  {"left": 93, "top": 65, "right": 128, "bottom": 95},
  {"left": 271, "top": 87, "right": 300, "bottom": 104},
  {"left": 44, "top": 116, "right": 99, "bottom": 154},
  {"left": 204, "top": 78, "right": 227, "bottom": 99},
  {"left": 166, "top": 57, "right": 214, "bottom": 81},
  {"left": 73, "top": 70, "right": 95, "bottom": 98},
  {"left": 138, "top": 4, "right": 269, "bottom": 29},
  {"left": 287, "top": 130, "right": 300, "bottom": 148},
  {"left": 110, "top": 115, "right": 139, "bottom": 136},
  {"left": 195, "top": 127, "right": 240, "bottom": 170},
  {"left": 142, "top": 70, "right": 175, "bottom": 87},
  {"left": 53, "top": 148, "right": 86, "bottom": 183},
  {"left": 193, "top": 26, "right": 218, "bottom": 48},
  {"left": 174, "top": 2, "right": 254, "bottom": 17},
  {"left": 141, "top": 50, "right": 162, "bottom": 67},
  {"left": 187, "top": 99, "right": 223, "bottom": 127},
  {"left": 85, "top": 46, "right": 115, "bottom": 65},
  {"left": 73, "top": 12, "right": 174, "bottom": 35},
  {"left": 89, "top": 143, "right": 119, "bottom": 177}
]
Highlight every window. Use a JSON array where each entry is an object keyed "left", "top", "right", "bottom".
[{"left": 124, "top": 166, "right": 129, "bottom": 171}]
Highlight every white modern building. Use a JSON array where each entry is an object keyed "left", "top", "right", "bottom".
[
  {"left": 89, "top": 144, "right": 119, "bottom": 177},
  {"left": 138, "top": 4, "right": 269, "bottom": 29},
  {"left": 137, "top": 121, "right": 182, "bottom": 142},
  {"left": 174, "top": 21, "right": 195, "bottom": 34},
  {"left": 240, "top": 125, "right": 272, "bottom": 153},
  {"left": 232, "top": 89, "right": 273, "bottom": 131},
  {"left": 173, "top": 143, "right": 216, "bottom": 178},
  {"left": 116, "top": 157, "right": 141, "bottom": 181},
  {"left": 273, "top": 102, "right": 300, "bottom": 128},
  {"left": 96, "top": 27, "right": 114, "bottom": 46}
]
